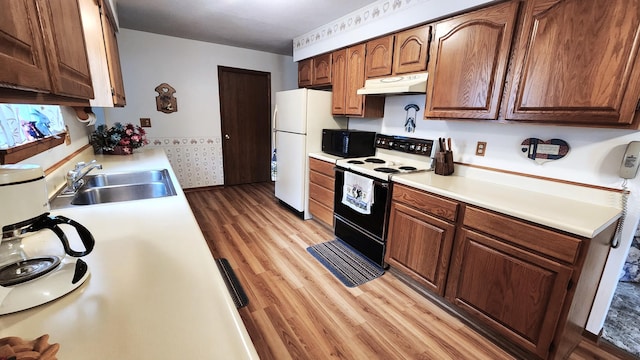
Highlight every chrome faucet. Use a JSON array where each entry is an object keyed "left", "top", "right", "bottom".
[{"left": 66, "top": 160, "right": 102, "bottom": 192}]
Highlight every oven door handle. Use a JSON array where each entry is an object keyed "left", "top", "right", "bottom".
[{"left": 334, "top": 167, "right": 389, "bottom": 188}]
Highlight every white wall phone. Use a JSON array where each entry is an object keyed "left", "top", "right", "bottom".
[
  {"left": 611, "top": 141, "right": 640, "bottom": 248},
  {"left": 620, "top": 141, "right": 640, "bottom": 179}
]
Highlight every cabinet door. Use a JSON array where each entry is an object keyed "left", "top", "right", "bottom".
[
  {"left": 506, "top": 0, "right": 640, "bottom": 126},
  {"left": 39, "top": 0, "right": 94, "bottom": 99},
  {"left": 331, "top": 49, "right": 347, "bottom": 115},
  {"left": 298, "top": 58, "right": 313, "bottom": 88},
  {"left": 0, "top": 0, "right": 52, "bottom": 93},
  {"left": 425, "top": 1, "right": 519, "bottom": 119},
  {"left": 386, "top": 202, "right": 455, "bottom": 295},
  {"left": 101, "top": 7, "right": 126, "bottom": 106},
  {"left": 393, "top": 25, "right": 431, "bottom": 75},
  {"left": 345, "top": 44, "right": 366, "bottom": 116},
  {"left": 365, "top": 35, "right": 394, "bottom": 78},
  {"left": 446, "top": 229, "right": 573, "bottom": 359},
  {"left": 312, "top": 53, "right": 332, "bottom": 86}
]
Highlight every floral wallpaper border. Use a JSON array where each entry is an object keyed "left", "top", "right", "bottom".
[
  {"left": 294, "top": 0, "right": 425, "bottom": 50},
  {"left": 147, "top": 137, "right": 224, "bottom": 189}
]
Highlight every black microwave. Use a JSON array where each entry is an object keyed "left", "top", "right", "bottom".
[{"left": 322, "top": 129, "right": 377, "bottom": 158}]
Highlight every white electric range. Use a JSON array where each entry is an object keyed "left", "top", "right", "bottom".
[
  {"left": 335, "top": 134, "right": 435, "bottom": 181},
  {"left": 332, "top": 134, "right": 435, "bottom": 267}
]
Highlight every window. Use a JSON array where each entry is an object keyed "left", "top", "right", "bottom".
[{"left": 0, "top": 104, "right": 67, "bottom": 164}]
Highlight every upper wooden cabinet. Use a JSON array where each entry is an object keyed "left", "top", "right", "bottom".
[
  {"left": 332, "top": 45, "right": 384, "bottom": 118},
  {"left": 0, "top": 0, "right": 94, "bottom": 104},
  {"left": 331, "top": 49, "right": 347, "bottom": 115},
  {"left": 312, "top": 53, "right": 332, "bottom": 86},
  {"left": 365, "top": 25, "right": 431, "bottom": 78},
  {"left": 298, "top": 58, "right": 313, "bottom": 88},
  {"left": 425, "top": 1, "right": 519, "bottom": 120},
  {"left": 298, "top": 53, "right": 332, "bottom": 88},
  {"left": 505, "top": 0, "right": 640, "bottom": 127},
  {"left": 0, "top": 1, "right": 51, "bottom": 93},
  {"left": 100, "top": 3, "right": 126, "bottom": 106},
  {"left": 365, "top": 35, "right": 395, "bottom": 78},
  {"left": 345, "top": 44, "right": 367, "bottom": 115},
  {"left": 343, "top": 43, "right": 385, "bottom": 117},
  {"left": 43, "top": 0, "right": 94, "bottom": 99},
  {"left": 393, "top": 25, "right": 431, "bottom": 75},
  {"left": 79, "top": 0, "right": 126, "bottom": 107}
]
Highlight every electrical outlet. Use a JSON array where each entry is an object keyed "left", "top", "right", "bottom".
[
  {"left": 476, "top": 141, "right": 487, "bottom": 156},
  {"left": 140, "top": 118, "right": 151, "bottom": 127}
]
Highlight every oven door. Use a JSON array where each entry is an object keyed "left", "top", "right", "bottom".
[{"left": 333, "top": 167, "right": 389, "bottom": 240}]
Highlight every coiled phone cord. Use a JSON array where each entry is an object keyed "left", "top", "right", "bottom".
[{"left": 611, "top": 179, "right": 630, "bottom": 249}]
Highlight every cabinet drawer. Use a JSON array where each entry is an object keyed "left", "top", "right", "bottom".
[
  {"left": 309, "top": 170, "right": 334, "bottom": 190},
  {"left": 392, "top": 184, "right": 459, "bottom": 222},
  {"left": 309, "top": 182, "right": 334, "bottom": 209},
  {"left": 463, "top": 206, "right": 582, "bottom": 264},
  {"left": 309, "top": 198, "right": 333, "bottom": 227},
  {"left": 309, "top": 158, "right": 335, "bottom": 177}
]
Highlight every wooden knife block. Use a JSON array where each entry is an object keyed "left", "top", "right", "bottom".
[{"left": 434, "top": 151, "right": 454, "bottom": 176}]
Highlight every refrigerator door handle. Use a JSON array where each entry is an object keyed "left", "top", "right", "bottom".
[{"left": 272, "top": 105, "right": 278, "bottom": 133}]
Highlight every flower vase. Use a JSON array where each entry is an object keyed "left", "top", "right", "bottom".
[{"left": 105, "top": 145, "right": 133, "bottom": 155}]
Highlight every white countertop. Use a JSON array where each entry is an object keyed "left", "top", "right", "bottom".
[
  {"left": 308, "top": 152, "right": 342, "bottom": 163},
  {"left": 0, "top": 149, "right": 258, "bottom": 359},
  {"left": 393, "top": 170, "right": 621, "bottom": 239}
]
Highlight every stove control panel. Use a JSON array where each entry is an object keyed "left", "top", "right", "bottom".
[{"left": 375, "top": 134, "right": 434, "bottom": 157}]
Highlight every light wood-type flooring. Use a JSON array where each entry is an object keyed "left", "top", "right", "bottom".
[{"left": 185, "top": 182, "right": 625, "bottom": 360}]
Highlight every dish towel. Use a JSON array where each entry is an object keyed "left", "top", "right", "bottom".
[{"left": 342, "top": 171, "right": 374, "bottom": 214}]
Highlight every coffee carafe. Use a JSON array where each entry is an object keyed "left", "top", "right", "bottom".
[{"left": 0, "top": 164, "right": 95, "bottom": 315}]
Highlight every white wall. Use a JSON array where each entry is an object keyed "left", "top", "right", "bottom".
[
  {"left": 349, "top": 95, "right": 640, "bottom": 333},
  {"left": 103, "top": 29, "right": 298, "bottom": 188}
]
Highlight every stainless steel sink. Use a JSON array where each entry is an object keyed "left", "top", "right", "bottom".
[
  {"left": 50, "top": 169, "right": 177, "bottom": 208},
  {"left": 83, "top": 169, "right": 170, "bottom": 188},
  {"left": 71, "top": 182, "right": 176, "bottom": 205}
]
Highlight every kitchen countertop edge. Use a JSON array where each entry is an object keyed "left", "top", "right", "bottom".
[{"left": 0, "top": 148, "right": 259, "bottom": 359}]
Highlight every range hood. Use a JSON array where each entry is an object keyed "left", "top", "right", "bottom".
[{"left": 357, "top": 72, "right": 428, "bottom": 95}]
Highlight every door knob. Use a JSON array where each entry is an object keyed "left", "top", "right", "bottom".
[{"left": 225, "top": 134, "right": 230, "bottom": 140}]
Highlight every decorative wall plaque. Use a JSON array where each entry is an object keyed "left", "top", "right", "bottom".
[
  {"left": 520, "top": 138, "right": 570, "bottom": 164},
  {"left": 155, "top": 83, "right": 177, "bottom": 113}
]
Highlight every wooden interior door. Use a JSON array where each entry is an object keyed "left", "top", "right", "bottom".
[{"left": 218, "top": 66, "right": 271, "bottom": 185}]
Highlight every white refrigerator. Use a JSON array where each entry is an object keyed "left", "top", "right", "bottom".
[{"left": 273, "top": 88, "right": 346, "bottom": 219}]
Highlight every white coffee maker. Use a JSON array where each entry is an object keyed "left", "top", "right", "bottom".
[{"left": 0, "top": 164, "right": 95, "bottom": 315}]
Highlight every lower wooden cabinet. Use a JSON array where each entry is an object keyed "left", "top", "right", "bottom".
[
  {"left": 308, "top": 157, "right": 335, "bottom": 227},
  {"left": 386, "top": 184, "right": 458, "bottom": 295},
  {"left": 387, "top": 186, "right": 615, "bottom": 359},
  {"left": 446, "top": 227, "right": 573, "bottom": 358}
]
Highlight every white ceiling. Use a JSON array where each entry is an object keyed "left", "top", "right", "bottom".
[{"left": 116, "top": 0, "right": 376, "bottom": 56}]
